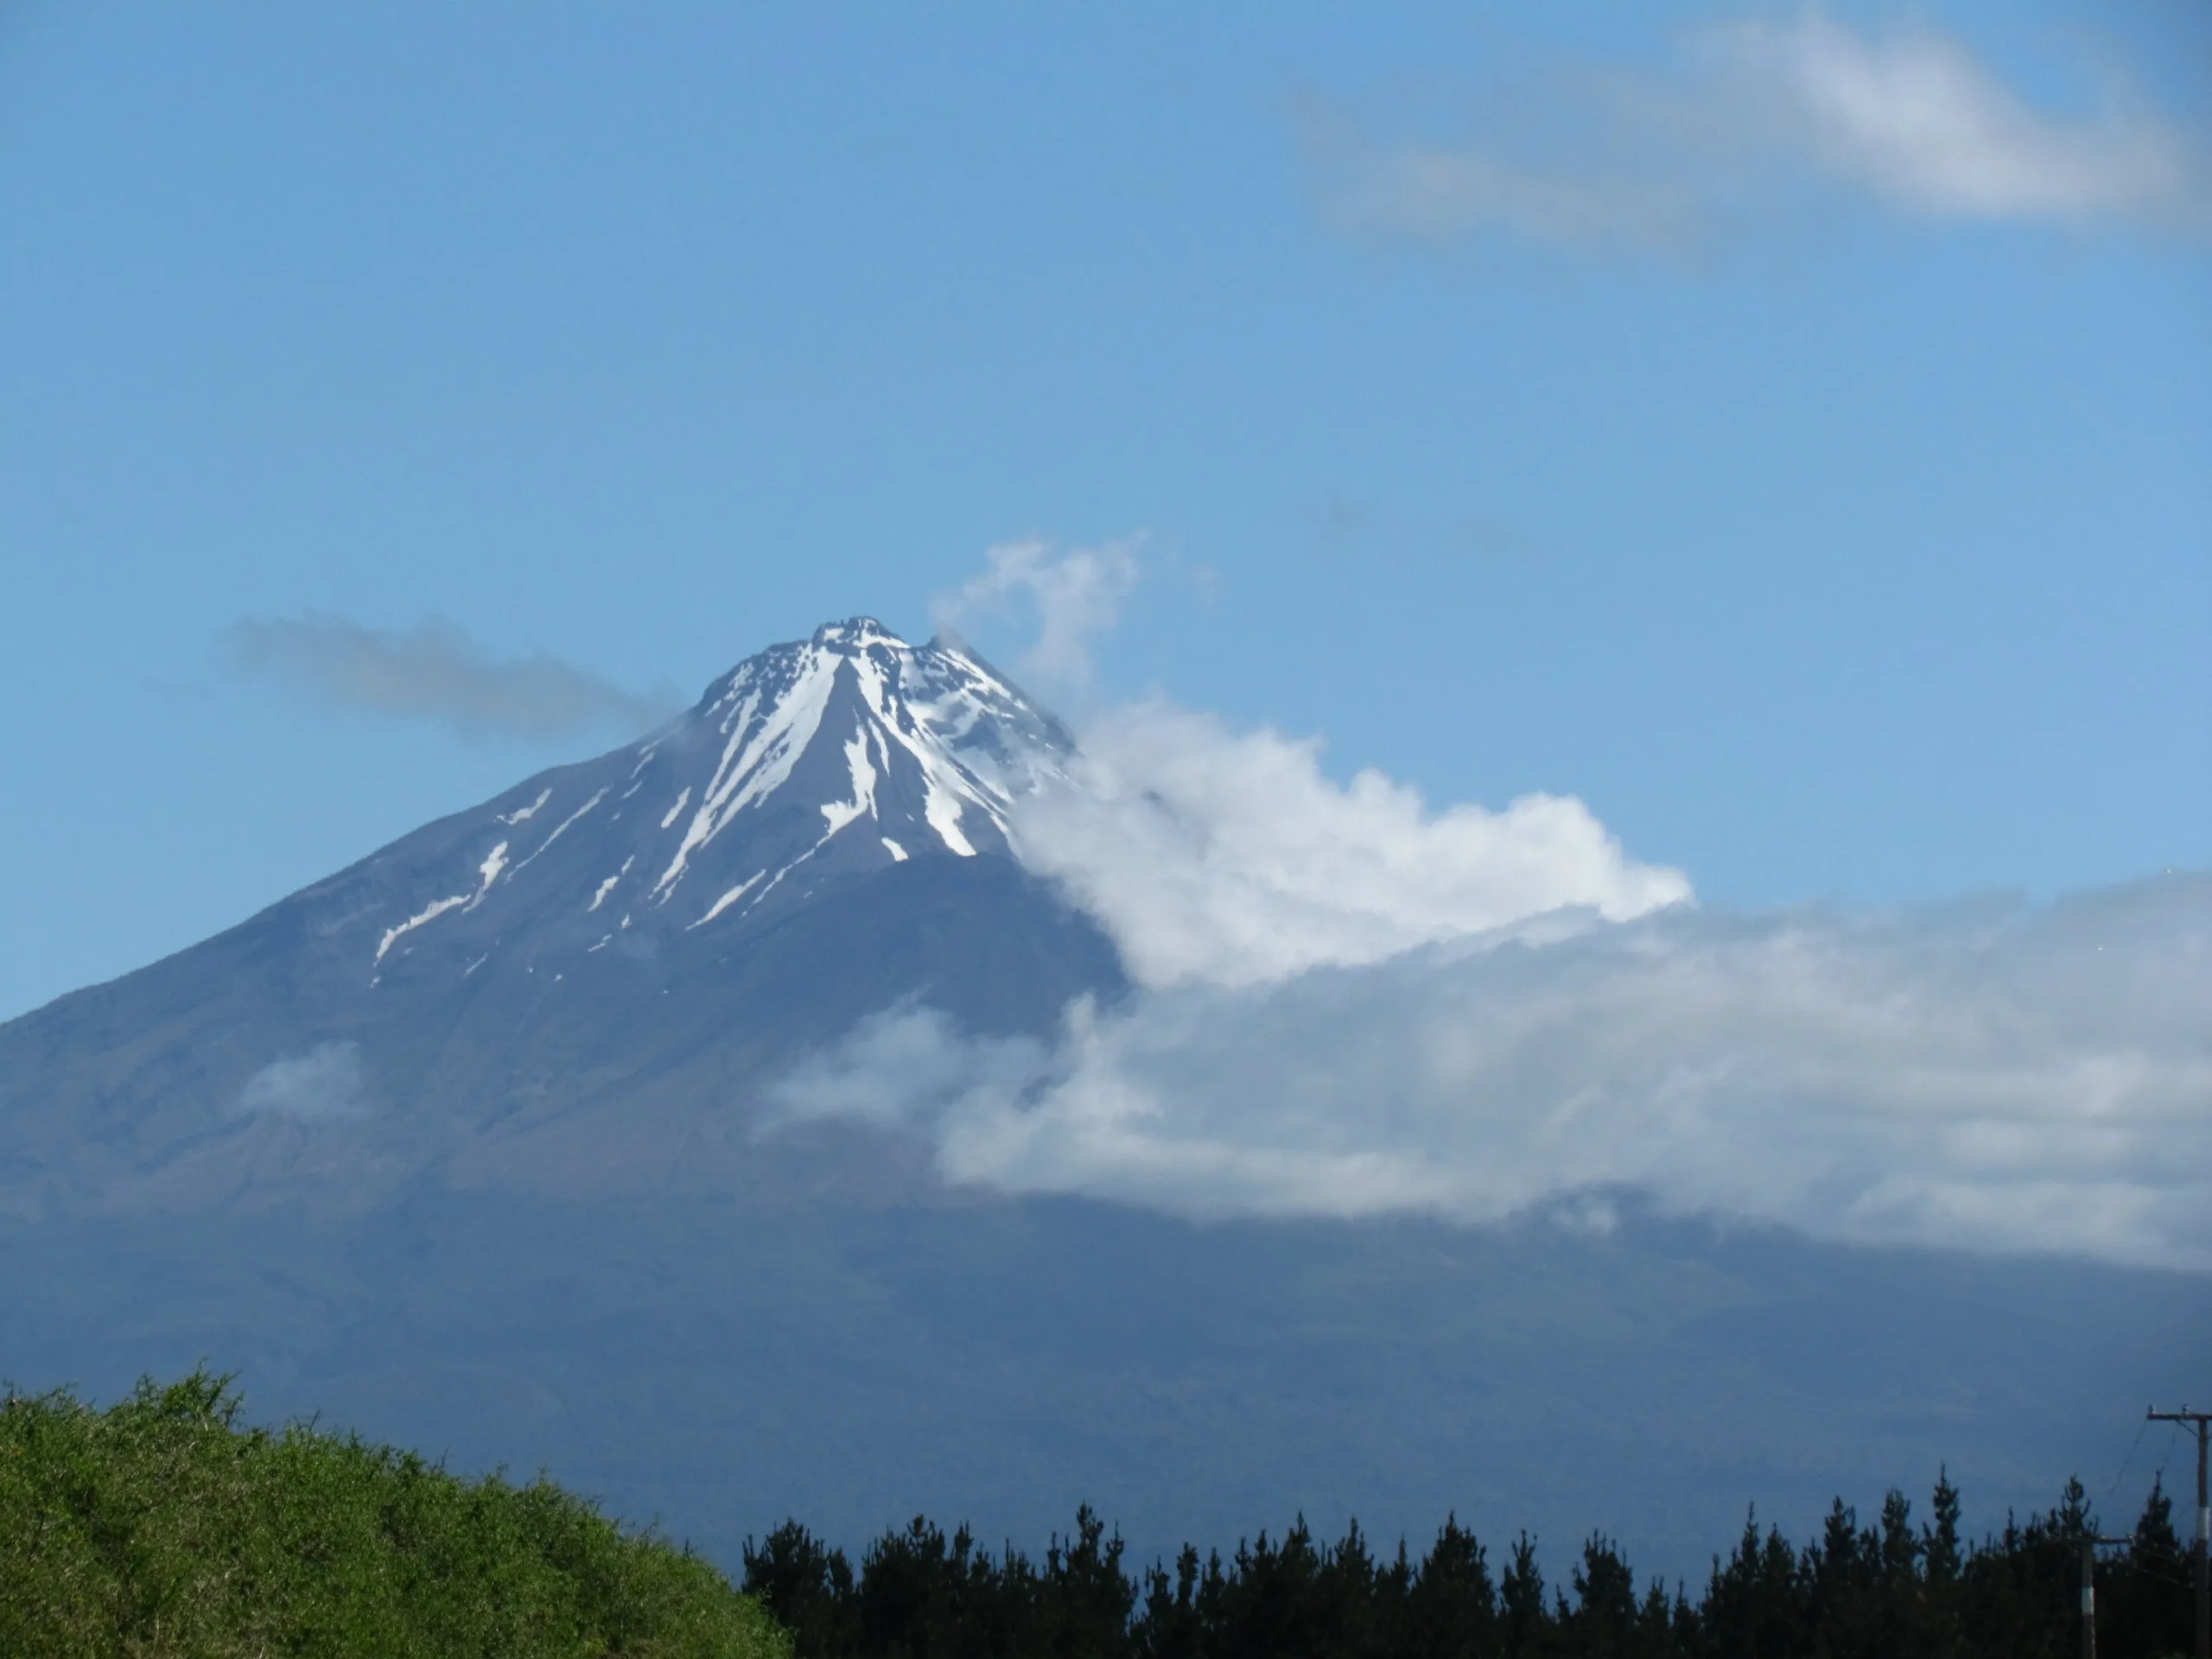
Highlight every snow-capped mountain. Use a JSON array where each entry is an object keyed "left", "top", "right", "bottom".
[
  {"left": 361, "top": 617, "right": 1073, "bottom": 986},
  {"left": 0, "top": 619, "right": 1118, "bottom": 1211},
  {"left": 0, "top": 615, "right": 2195, "bottom": 1601}
]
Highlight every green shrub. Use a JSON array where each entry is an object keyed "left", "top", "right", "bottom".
[{"left": 0, "top": 1369, "right": 789, "bottom": 1658}]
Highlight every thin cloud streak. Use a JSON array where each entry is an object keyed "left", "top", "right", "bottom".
[
  {"left": 1310, "top": 15, "right": 2211, "bottom": 254},
  {"left": 228, "top": 613, "right": 677, "bottom": 741}
]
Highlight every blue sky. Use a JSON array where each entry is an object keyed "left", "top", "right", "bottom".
[{"left": 3, "top": 1, "right": 2208, "bottom": 1023}]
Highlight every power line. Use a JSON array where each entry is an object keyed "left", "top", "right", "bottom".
[
  {"left": 2102, "top": 1415, "right": 2152, "bottom": 1518},
  {"left": 2160, "top": 1421, "right": 2187, "bottom": 1487}
]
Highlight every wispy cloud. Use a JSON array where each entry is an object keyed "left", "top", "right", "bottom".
[
  {"left": 236, "top": 1039, "right": 368, "bottom": 1121},
  {"left": 227, "top": 614, "right": 677, "bottom": 741},
  {"left": 1309, "top": 14, "right": 2211, "bottom": 254},
  {"left": 774, "top": 876, "right": 2212, "bottom": 1271},
  {"left": 932, "top": 537, "right": 1141, "bottom": 696}
]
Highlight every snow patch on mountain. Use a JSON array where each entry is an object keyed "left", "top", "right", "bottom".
[
  {"left": 512, "top": 787, "right": 606, "bottom": 875},
  {"left": 373, "top": 838, "right": 510, "bottom": 966},
  {"left": 499, "top": 788, "right": 552, "bottom": 825}
]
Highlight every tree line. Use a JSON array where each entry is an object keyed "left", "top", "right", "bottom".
[{"left": 743, "top": 1471, "right": 2199, "bottom": 1658}]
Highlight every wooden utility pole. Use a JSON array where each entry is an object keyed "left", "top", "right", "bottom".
[
  {"left": 2081, "top": 1536, "right": 2133, "bottom": 1659},
  {"left": 2149, "top": 1408, "right": 2212, "bottom": 1659}
]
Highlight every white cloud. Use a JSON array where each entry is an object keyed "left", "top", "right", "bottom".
[
  {"left": 771, "top": 875, "right": 2212, "bottom": 1271},
  {"left": 1011, "top": 698, "right": 1691, "bottom": 988},
  {"left": 1714, "top": 16, "right": 2204, "bottom": 224},
  {"left": 768, "top": 1001, "right": 1046, "bottom": 1131},
  {"left": 237, "top": 1040, "right": 368, "bottom": 1120},
  {"left": 228, "top": 613, "right": 676, "bottom": 741},
  {"left": 1313, "top": 14, "right": 2210, "bottom": 252},
  {"left": 846, "top": 540, "right": 2212, "bottom": 1270},
  {"left": 931, "top": 538, "right": 1141, "bottom": 695}
]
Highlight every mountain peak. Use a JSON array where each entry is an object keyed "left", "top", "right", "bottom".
[
  {"left": 809, "top": 615, "right": 904, "bottom": 650},
  {"left": 347, "top": 619, "right": 1072, "bottom": 988}
]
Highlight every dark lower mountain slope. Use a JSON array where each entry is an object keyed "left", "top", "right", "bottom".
[{"left": 6, "top": 1186, "right": 2204, "bottom": 1593}]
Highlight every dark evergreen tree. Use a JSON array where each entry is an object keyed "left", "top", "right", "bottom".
[
  {"left": 1305, "top": 1518, "right": 1381, "bottom": 1659},
  {"left": 1401, "top": 1515, "right": 1498, "bottom": 1659},
  {"left": 1039, "top": 1507, "right": 1136, "bottom": 1659},
  {"left": 1215, "top": 1522, "right": 1327, "bottom": 1659},
  {"left": 1700, "top": 1510, "right": 1802, "bottom": 1659},
  {"left": 1557, "top": 1535, "right": 1639, "bottom": 1658},
  {"left": 1802, "top": 1497, "right": 1875, "bottom": 1655},
  {"left": 1955, "top": 1482, "right": 2093, "bottom": 1658},
  {"left": 1368, "top": 1535, "right": 1418, "bottom": 1658},
  {"left": 1499, "top": 1532, "right": 1548, "bottom": 1658},
  {"left": 2109, "top": 1476, "right": 2191, "bottom": 1659},
  {"left": 743, "top": 1519, "right": 861, "bottom": 1658},
  {"left": 1132, "top": 1546, "right": 1204, "bottom": 1659},
  {"left": 1918, "top": 1467, "right": 1966, "bottom": 1658},
  {"left": 854, "top": 1516, "right": 957, "bottom": 1659}
]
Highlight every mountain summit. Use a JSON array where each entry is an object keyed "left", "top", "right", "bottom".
[
  {"left": 0, "top": 620, "right": 1118, "bottom": 1213},
  {"left": 365, "top": 617, "right": 1072, "bottom": 988}
]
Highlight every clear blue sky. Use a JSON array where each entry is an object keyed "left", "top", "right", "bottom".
[{"left": 3, "top": 0, "right": 2207, "bottom": 1021}]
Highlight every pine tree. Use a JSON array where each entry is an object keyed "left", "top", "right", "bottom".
[
  {"left": 1499, "top": 1532, "right": 1549, "bottom": 1658},
  {"left": 1560, "top": 1535, "right": 1639, "bottom": 1657},
  {"left": 1133, "top": 1545, "right": 1205, "bottom": 1659},
  {"left": 1402, "top": 1515, "right": 1498, "bottom": 1659},
  {"left": 1042, "top": 1506, "right": 1135, "bottom": 1659},
  {"left": 1920, "top": 1468, "right": 1964, "bottom": 1656},
  {"left": 2111, "top": 1476, "right": 2191, "bottom": 1659},
  {"left": 1700, "top": 1508, "right": 1802, "bottom": 1659},
  {"left": 744, "top": 1519, "right": 861, "bottom": 1658}
]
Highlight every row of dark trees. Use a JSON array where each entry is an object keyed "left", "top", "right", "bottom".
[{"left": 742, "top": 1472, "right": 2199, "bottom": 1659}]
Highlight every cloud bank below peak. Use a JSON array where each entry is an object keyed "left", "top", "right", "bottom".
[
  {"left": 777, "top": 874, "right": 2212, "bottom": 1272},
  {"left": 1306, "top": 14, "right": 2211, "bottom": 255},
  {"left": 769, "top": 542, "right": 2212, "bottom": 1273}
]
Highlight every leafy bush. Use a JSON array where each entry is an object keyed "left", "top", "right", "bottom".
[{"left": 0, "top": 1370, "right": 789, "bottom": 1658}]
